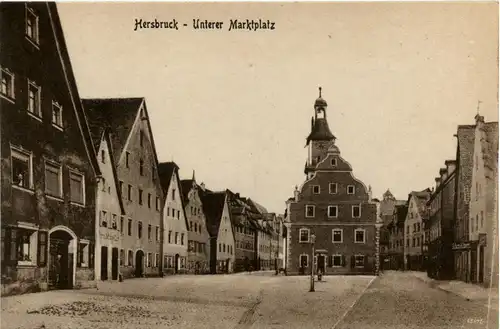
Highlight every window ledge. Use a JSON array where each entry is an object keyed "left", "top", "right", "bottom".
[
  {"left": 332, "top": 241, "right": 343, "bottom": 244},
  {"left": 46, "top": 194, "right": 64, "bottom": 202},
  {"left": 299, "top": 241, "right": 310, "bottom": 244},
  {"left": 1, "top": 94, "right": 15, "bottom": 104},
  {"left": 52, "top": 123, "right": 64, "bottom": 131},
  {"left": 25, "top": 35, "right": 40, "bottom": 49},
  {"left": 12, "top": 185, "right": 35, "bottom": 194},
  {"left": 18, "top": 261, "right": 36, "bottom": 267},
  {"left": 70, "top": 201, "right": 85, "bottom": 208},
  {"left": 27, "top": 111, "right": 43, "bottom": 122},
  {"left": 354, "top": 241, "right": 366, "bottom": 244}
]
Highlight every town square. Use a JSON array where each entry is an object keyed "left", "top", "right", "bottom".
[{"left": 0, "top": 2, "right": 498, "bottom": 328}]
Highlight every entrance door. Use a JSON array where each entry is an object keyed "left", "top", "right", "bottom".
[
  {"left": 112, "top": 248, "right": 119, "bottom": 280},
  {"left": 48, "top": 232, "right": 72, "bottom": 289},
  {"left": 479, "top": 246, "right": 485, "bottom": 283},
  {"left": 174, "top": 254, "right": 180, "bottom": 273},
  {"left": 101, "top": 246, "right": 108, "bottom": 281},
  {"left": 135, "top": 250, "right": 144, "bottom": 277},
  {"left": 318, "top": 255, "right": 326, "bottom": 274},
  {"left": 470, "top": 249, "right": 477, "bottom": 283}
]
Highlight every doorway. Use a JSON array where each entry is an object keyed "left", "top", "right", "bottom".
[
  {"left": 101, "top": 246, "right": 108, "bottom": 281},
  {"left": 174, "top": 254, "right": 180, "bottom": 274},
  {"left": 48, "top": 229, "right": 74, "bottom": 290},
  {"left": 317, "top": 255, "right": 326, "bottom": 274},
  {"left": 112, "top": 247, "right": 119, "bottom": 280},
  {"left": 135, "top": 250, "right": 144, "bottom": 277},
  {"left": 479, "top": 246, "right": 485, "bottom": 283}
]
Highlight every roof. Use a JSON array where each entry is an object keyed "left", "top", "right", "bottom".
[
  {"left": 457, "top": 125, "right": 476, "bottom": 198},
  {"left": 103, "top": 130, "right": 126, "bottom": 215},
  {"left": 82, "top": 98, "right": 144, "bottom": 161},
  {"left": 48, "top": 3, "right": 101, "bottom": 177},
  {"left": 395, "top": 204, "right": 408, "bottom": 225},
  {"left": 247, "top": 198, "right": 268, "bottom": 214},
  {"left": 158, "top": 162, "right": 178, "bottom": 197},
  {"left": 180, "top": 179, "right": 194, "bottom": 204},
  {"left": 306, "top": 118, "right": 336, "bottom": 144},
  {"left": 200, "top": 191, "right": 227, "bottom": 237},
  {"left": 482, "top": 122, "right": 498, "bottom": 175},
  {"left": 407, "top": 189, "right": 432, "bottom": 219}
]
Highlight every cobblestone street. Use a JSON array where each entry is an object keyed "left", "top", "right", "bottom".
[{"left": 1, "top": 272, "right": 498, "bottom": 329}]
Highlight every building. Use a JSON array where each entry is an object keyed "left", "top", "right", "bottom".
[
  {"left": 200, "top": 189, "right": 236, "bottom": 273},
  {"left": 181, "top": 173, "right": 211, "bottom": 274},
  {"left": 403, "top": 189, "right": 431, "bottom": 271},
  {"left": 425, "top": 161, "right": 456, "bottom": 280},
  {"left": 387, "top": 204, "right": 408, "bottom": 270},
  {"left": 468, "top": 115, "right": 498, "bottom": 286},
  {"left": 285, "top": 88, "right": 379, "bottom": 276},
  {"left": 158, "top": 162, "right": 189, "bottom": 274},
  {"left": 379, "top": 190, "right": 405, "bottom": 270},
  {"left": 82, "top": 98, "right": 163, "bottom": 279},
  {"left": 85, "top": 118, "right": 126, "bottom": 282},
  {"left": 227, "top": 191, "right": 257, "bottom": 272},
  {"left": 1, "top": 2, "right": 100, "bottom": 295},
  {"left": 453, "top": 124, "right": 476, "bottom": 282}
]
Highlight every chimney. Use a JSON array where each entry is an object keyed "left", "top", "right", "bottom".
[
  {"left": 440, "top": 167, "right": 447, "bottom": 182},
  {"left": 294, "top": 185, "right": 299, "bottom": 202},
  {"left": 475, "top": 114, "right": 485, "bottom": 125},
  {"left": 235, "top": 193, "right": 240, "bottom": 199},
  {"left": 200, "top": 182, "right": 206, "bottom": 191},
  {"left": 435, "top": 177, "right": 441, "bottom": 190},
  {"left": 445, "top": 160, "right": 457, "bottom": 175}
]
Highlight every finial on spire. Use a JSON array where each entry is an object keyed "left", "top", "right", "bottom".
[
  {"left": 477, "top": 100, "right": 482, "bottom": 115},
  {"left": 192, "top": 169, "right": 196, "bottom": 181},
  {"left": 319, "top": 86, "right": 322, "bottom": 98}
]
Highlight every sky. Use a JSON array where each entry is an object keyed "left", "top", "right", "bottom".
[{"left": 58, "top": 2, "right": 499, "bottom": 213}]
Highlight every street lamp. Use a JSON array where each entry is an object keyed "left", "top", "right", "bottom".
[{"left": 309, "top": 233, "right": 316, "bottom": 292}]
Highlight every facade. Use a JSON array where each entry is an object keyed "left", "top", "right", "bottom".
[
  {"left": 181, "top": 174, "right": 211, "bottom": 274},
  {"left": 1, "top": 2, "right": 100, "bottom": 295},
  {"left": 158, "top": 162, "right": 189, "bottom": 274},
  {"left": 379, "top": 190, "right": 405, "bottom": 270},
  {"left": 201, "top": 190, "right": 236, "bottom": 274},
  {"left": 403, "top": 189, "right": 431, "bottom": 271},
  {"left": 83, "top": 98, "right": 163, "bottom": 279},
  {"left": 468, "top": 115, "right": 498, "bottom": 286},
  {"left": 426, "top": 161, "right": 456, "bottom": 280},
  {"left": 88, "top": 127, "right": 126, "bottom": 281},
  {"left": 286, "top": 89, "right": 379, "bottom": 276},
  {"left": 387, "top": 204, "right": 408, "bottom": 270},
  {"left": 453, "top": 124, "right": 475, "bottom": 282}
]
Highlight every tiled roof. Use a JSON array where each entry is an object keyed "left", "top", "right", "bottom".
[
  {"left": 306, "top": 118, "right": 336, "bottom": 144},
  {"left": 180, "top": 179, "right": 194, "bottom": 204},
  {"left": 395, "top": 204, "right": 409, "bottom": 225},
  {"left": 200, "top": 191, "right": 226, "bottom": 237},
  {"left": 158, "top": 162, "right": 178, "bottom": 197},
  {"left": 82, "top": 98, "right": 144, "bottom": 160}
]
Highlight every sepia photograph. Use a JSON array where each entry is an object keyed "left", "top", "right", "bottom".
[{"left": 0, "top": 1, "right": 499, "bottom": 328}]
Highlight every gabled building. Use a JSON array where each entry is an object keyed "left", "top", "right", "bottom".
[
  {"left": 82, "top": 98, "right": 163, "bottom": 279},
  {"left": 403, "top": 189, "right": 431, "bottom": 271},
  {"left": 286, "top": 89, "right": 379, "bottom": 276},
  {"left": 158, "top": 162, "right": 189, "bottom": 274},
  {"left": 387, "top": 204, "right": 408, "bottom": 270},
  {"left": 200, "top": 189, "right": 236, "bottom": 274},
  {"left": 425, "top": 161, "right": 456, "bottom": 280},
  {"left": 468, "top": 115, "right": 498, "bottom": 286},
  {"left": 379, "top": 190, "right": 405, "bottom": 269},
  {"left": 181, "top": 173, "right": 211, "bottom": 274},
  {"left": 1, "top": 3, "right": 101, "bottom": 295},
  {"left": 85, "top": 123, "right": 126, "bottom": 282}
]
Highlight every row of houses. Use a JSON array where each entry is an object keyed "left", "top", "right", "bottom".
[
  {"left": 0, "top": 2, "right": 284, "bottom": 296},
  {"left": 381, "top": 114, "right": 498, "bottom": 288}
]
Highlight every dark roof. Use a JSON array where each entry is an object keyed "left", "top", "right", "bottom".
[
  {"left": 306, "top": 118, "right": 336, "bottom": 145},
  {"left": 395, "top": 204, "right": 408, "bottom": 225},
  {"left": 158, "top": 162, "right": 179, "bottom": 197},
  {"left": 49, "top": 3, "right": 101, "bottom": 177},
  {"left": 407, "top": 189, "right": 431, "bottom": 219},
  {"left": 180, "top": 179, "right": 194, "bottom": 204},
  {"left": 103, "top": 130, "right": 126, "bottom": 215},
  {"left": 200, "top": 191, "right": 227, "bottom": 237},
  {"left": 82, "top": 98, "right": 144, "bottom": 160}
]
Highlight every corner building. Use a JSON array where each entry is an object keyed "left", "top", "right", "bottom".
[{"left": 285, "top": 89, "right": 379, "bottom": 276}]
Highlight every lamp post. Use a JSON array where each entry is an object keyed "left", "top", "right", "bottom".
[{"left": 309, "top": 233, "right": 316, "bottom": 292}]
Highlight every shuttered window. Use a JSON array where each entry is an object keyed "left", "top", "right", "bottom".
[
  {"left": 37, "top": 231, "right": 47, "bottom": 266},
  {"left": 44, "top": 162, "right": 61, "bottom": 197},
  {"left": 69, "top": 171, "right": 84, "bottom": 204}
]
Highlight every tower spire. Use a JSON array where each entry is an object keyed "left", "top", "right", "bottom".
[
  {"left": 476, "top": 100, "right": 482, "bottom": 115},
  {"left": 192, "top": 169, "right": 196, "bottom": 181},
  {"left": 319, "top": 86, "right": 322, "bottom": 98}
]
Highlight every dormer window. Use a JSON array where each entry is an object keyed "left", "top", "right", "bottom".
[
  {"left": 312, "top": 185, "right": 320, "bottom": 194},
  {"left": 331, "top": 158, "right": 337, "bottom": 166}
]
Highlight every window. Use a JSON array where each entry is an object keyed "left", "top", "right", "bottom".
[
  {"left": 100, "top": 211, "right": 108, "bottom": 227},
  {"left": 128, "top": 250, "right": 133, "bottom": 266},
  {"left": 147, "top": 253, "right": 152, "bottom": 267},
  {"left": 305, "top": 205, "right": 315, "bottom": 218},
  {"left": 175, "top": 232, "right": 179, "bottom": 244},
  {"left": 194, "top": 223, "right": 198, "bottom": 233},
  {"left": 101, "top": 150, "right": 106, "bottom": 163},
  {"left": 129, "top": 187, "right": 133, "bottom": 202},
  {"left": 331, "top": 158, "right": 337, "bottom": 166},
  {"left": 140, "top": 130, "right": 144, "bottom": 147},
  {"left": 412, "top": 238, "right": 415, "bottom": 247},
  {"left": 27, "top": 80, "right": 41, "bottom": 117},
  {"left": 52, "top": 102, "right": 63, "bottom": 128},
  {"left": 181, "top": 233, "right": 184, "bottom": 245},
  {"left": 125, "top": 152, "right": 130, "bottom": 168},
  {"left": 128, "top": 219, "right": 132, "bottom": 236},
  {"left": 1, "top": 68, "right": 15, "bottom": 99},
  {"left": 120, "top": 217, "right": 124, "bottom": 233},
  {"left": 147, "top": 193, "right": 152, "bottom": 208},
  {"left": 139, "top": 159, "right": 144, "bottom": 176},
  {"left": 120, "top": 249, "right": 125, "bottom": 266},
  {"left": 329, "top": 183, "right": 338, "bottom": 194},
  {"left": 332, "top": 229, "right": 343, "bottom": 243},
  {"left": 354, "top": 229, "right": 365, "bottom": 243},
  {"left": 300, "top": 254, "right": 309, "bottom": 267},
  {"left": 299, "top": 228, "right": 310, "bottom": 243},
  {"left": 11, "top": 147, "right": 32, "bottom": 190},
  {"left": 44, "top": 161, "right": 62, "bottom": 198},
  {"left": 354, "top": 255, "right": 365, "bottom": 268},
  {"left": 347, "top": 185, "right": 355, "bottom": 195},
  {"left": 481, "top": 211, "right": 484, "bottom": 228},
  {"left": 328, "top": 206, "right": 338, "bottom": 218},
  {"left": 138, "top": 221, "right": 142, "bottom": 239},
  {"left": 312, "top": 185, "right": 320, "bottom": 194},
  {"left": 155, "top": 253, "right": 159, "bottom": 268},
  {"left": 78, "top": 241, "right": 89, "bottom": 267},
  {"left": 172, "top": 189, "right": 176, "bottom": 201},
  {"left": 69, "top": 170, "right": 85, "bottom": 205},
  {"left": 101, "top": 178, "right": 106, "bottom": 192},
  {"left": 148, "top": 224, "right": 152, "bottom": 240},
  {"left": 352, "top": 205, "right": 361, "bottom": 218},
  {"left": 138, "top": 189, "right": 143, "bottom": 205},
  {"left": 332, "top": 255, "right": 342, "bottom": 267},
  {"left": 177, "top": 210, "right": 180, "bottom": 219},
  {"left": 156, "top": 197, "right": 160, "bottom": 211},
  {"left": 155, "top": 226, "right": 159, "bottom": 241},
  {"left": 168, "top": 230, "right": 172, "bottom": 243},
  {"left": 17, "top": 228, "right": 37, "bottom": 265}
]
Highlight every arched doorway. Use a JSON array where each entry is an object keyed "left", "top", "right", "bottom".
[
  {"left": 48, "top": 226, "right": 77, "bottom": 290},
  {"left": 174, "top": 254, "right": 180, "bottom": 274},
  {"left": 135, "top": 250, "right": 144, "bottom": 277}
]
